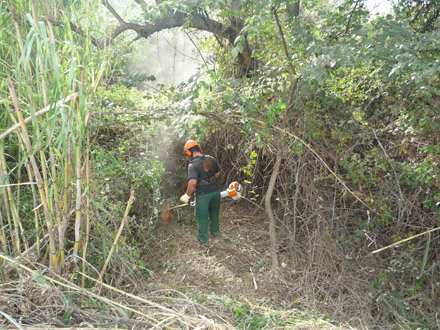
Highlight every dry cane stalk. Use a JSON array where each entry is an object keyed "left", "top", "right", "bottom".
[
  {"left": 0, "top": 94, "right": 79, "bottom": 141},
  {"left": 0, "top": 212, "right": 7, "bottom": 253},
  {"left": 95, "top": 189, "right": 135, "bottom": 285},
  {"left": 30, "top": 4, "right": 53, "bottom": 255},
  {"left": 50, "top": 147, "right": 64, "bottom": 268},
  {"left": 59, "top": 141, "right": 73, "bottom": 267},
  {"left": 25, "top": 154, "right": 41, "bottom": 254},
  {"left": 7, "top": 79, "right": 57, "bottom": 271},
  {"left": 81, "top": 130, "right": 92, "bottom": 288},
  {"left": 3, "top": 113, "right": 29, "bottom": 254},
  {"left": 0, "top": 253, "right": 160, "bottom": 325},
  {"left": 14, "top": 144, "right": 29, "bottom": 251},
  {"left": 59, "top": 152, "right": 70, "bottom": 266},
  {"left": 73, "top": 143, "right": 81, "bottom": 263},
  {"left": 44, "top": 4, "right": 64, "bottom": 269},
  {"left": 10, "top": 4, "right": 24, "bottom": 53},
  {"left": 37, "top": 130, "right": 51, "bottom": 222},
  {"left": 73, "top": 113, "right": 82, "bottom": 264},
  {"left": 33, "top": 6, "right": 65, "bottom": 269},
  {"left": 0, "top": 143, "right": 20, "bottom": 255},
  {"left": 372, "top": 227, "right": 440, "bottom": 254}
]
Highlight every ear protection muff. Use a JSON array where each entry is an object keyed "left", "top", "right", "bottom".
[{"left": 184, "top": 140, "right": 202, "bottom": 157}]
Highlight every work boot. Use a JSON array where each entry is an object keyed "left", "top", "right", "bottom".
[{"left": 196, "top": 240, "right": 210, "bottom": 253}]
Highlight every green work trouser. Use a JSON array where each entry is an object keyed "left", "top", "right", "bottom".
[{"left": 195, "top": 190, "right": 221, "bottom": 242}]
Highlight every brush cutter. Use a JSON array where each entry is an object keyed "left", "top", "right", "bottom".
[
  {"left": 159, "top": 202, "right": 189, "bottom": 223},
  {"left": 160, "top": 181, "right": 242, "bottom": 222}
]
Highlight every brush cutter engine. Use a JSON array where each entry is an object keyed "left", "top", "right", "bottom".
[{"left": 220, "top": 181, "right": 242, "bottom": 200}]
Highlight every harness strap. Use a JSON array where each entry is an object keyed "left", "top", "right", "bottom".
[{"left": 191, "top": 157, "right": 216, "bottom": 186}]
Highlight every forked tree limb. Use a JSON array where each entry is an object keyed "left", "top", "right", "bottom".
[{"left": 49, "top": 0, "right": 256, "bottom": 72}]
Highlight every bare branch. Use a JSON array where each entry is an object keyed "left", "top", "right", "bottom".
[
  {"left": 101, "top": 0, "right": 125, "bottom": 24},
  {"left": 133, "top": 0, "right": 149, "bottom": 12},
  {"left": 274, "top": 9, "right": 295, "bottom": 74},
  {"left": 49, "top": 20, "right": 102, "bottom": 48},
  {"left": 345, "top": 0, "right": 360, "bottom": 34},
  {"left": 102, "top": 9, "right": 235, "bottom": 45},
  {"left": 54, "top": 1, "right": 256, "bottom": 73}
]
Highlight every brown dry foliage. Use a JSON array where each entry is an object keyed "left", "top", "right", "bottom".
[{"left": 197, "top": 120, "right": 440, "bottom": 329}]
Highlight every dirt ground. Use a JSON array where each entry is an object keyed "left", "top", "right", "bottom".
[
  {"left": 0, "top": 198, "right": 350, "bottom": 329},
  {"left": 136, "top": 200, "right": 354, "bottom": 329},
  {"left": 144, "top": 200, "right": 283, "bottom": 302}
]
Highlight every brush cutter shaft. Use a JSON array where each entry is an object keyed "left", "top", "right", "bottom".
[{"left": 170, "top": 203, "right": 188, "bottom": 210}]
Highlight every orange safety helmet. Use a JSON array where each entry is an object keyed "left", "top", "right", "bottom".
[{"left": 184, "top": 140, "right": 202, "bottom": 157}]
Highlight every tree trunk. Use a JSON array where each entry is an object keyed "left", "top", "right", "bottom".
[
  {"left": 287, "top": 0, "right": 300, "bottom": 18},
  {"left": 265, "top": 151, "right": 281, "bottom": 269}
]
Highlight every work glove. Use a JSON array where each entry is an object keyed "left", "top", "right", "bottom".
[{"left": 180, "top": 193, "right": 190, "bottom": 204}]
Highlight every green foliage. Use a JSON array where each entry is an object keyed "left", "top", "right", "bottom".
[
  {"left": 240, "top": 150, "right": 258, "bottom": 178},
  {"left": 0, "top": 0, "right": 112, "bottom": 268},
  {"left": 235, "top": 312, "right": 269, "bottom": 329},
  {"left": 2, "top": 0, "right": 440, "bottom": 327},
  {"left": 395, "top": 0, "right": 440, "bottom": 32}
]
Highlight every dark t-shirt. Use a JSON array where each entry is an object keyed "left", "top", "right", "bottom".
[{"left": 188, "top": 155, "right": 221, "bottom": 196}]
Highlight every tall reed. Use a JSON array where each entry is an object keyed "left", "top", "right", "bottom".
[{"left": 0, "top": 0, "right": 112, "bottom": 275}]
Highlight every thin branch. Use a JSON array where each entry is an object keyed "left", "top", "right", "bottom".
[
  {"left": 410, "top": 1, "right": 430, "bottom": 26},
  {"left": 372, "top": 227, "right": 440, "bottom": 254},
  {"left": 345, "top": 0, "right": 360, "bottom": 34},
  {"left": 101, "top": 0, "right": 125, "bottom": 24},
  {"left": 133, "top": 0, "right": 149, "bottom": 12},
  {"left": 203, "top": 10, "right": 225, "bottom": 48},
  {"left": 274, "top": 9, "right": 295, "bottom": 74},
  {"left": 128, "top": 34, "right": 143, "bottom": 45},
  {"left": 265, "top": 150, "right": 281, "bottom": 269},
  {"left": 372, "top": 129, "right": 406, "bottom": 219},
  {"left": 48, "top": 20, "right": 102, "bottom": 48},
  {"left": 185, "top": 31, "right": 210, "bottom": 70}
]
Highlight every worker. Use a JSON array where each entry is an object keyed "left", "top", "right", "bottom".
[{"left": 180, "top": 140, "right": 221, "bottom": 243}]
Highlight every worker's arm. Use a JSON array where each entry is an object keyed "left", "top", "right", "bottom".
[
  {"left": 185, "top": 179, "right": 198, "bottom": 197},
  {"left": 214, "top": 171, "right": 221, "bottom": 179},
  {"left": 181, "top": 179, "right": 197, "bottom": 203}
]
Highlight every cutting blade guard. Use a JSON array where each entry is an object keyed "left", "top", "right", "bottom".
[{"left": 220, "top": 181, "right": 242, "bottom": 200}]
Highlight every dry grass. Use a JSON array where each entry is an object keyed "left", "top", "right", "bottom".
[
  {"left": 0, "top": 202, "right": 354, "bottom": 329},
  {"left": 198, "top": 126, "right": 440, "bottom": 329}
]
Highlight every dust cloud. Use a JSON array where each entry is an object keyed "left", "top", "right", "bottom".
[
  {"left": 109, "top": 0, "right": 211, "bottom": 88},
  {"left": 130, "top": 29, "right": 210, "bottom": 87}
]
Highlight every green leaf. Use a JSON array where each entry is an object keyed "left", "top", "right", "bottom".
[
  {"left": 0, "top": 311, "right": 23, "bottom": 330},
  {"left": 62, "top": 309, "right": 73, "bottom": 325},
  {"left": 61, "top": 294, "right": 74, "bottom": 325},
  {"left": 90, "top": 199, "right": 112, "bottom": 217},
  {"left": 32, "top": 271, "right": 48, "bottom": 286},
  {"left": 419, "top": 232, "right": 431, "bottom": 277},
  {"left": 232, "top": 47, "right": 239, "bottom": 58}
]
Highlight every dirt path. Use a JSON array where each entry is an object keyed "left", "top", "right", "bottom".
[
  {"left": 138, "top": 201, "right": 351, "bottom": 329},
  {"left": 144, "top": 202, "right": 281, "bottom": 302}
]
